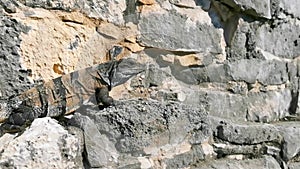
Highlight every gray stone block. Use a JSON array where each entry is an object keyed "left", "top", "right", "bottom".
[
  {"left": 68, "top": 113, "right": 119, "bottom": 168},
  {"left": 138, "top": 12, "right": 223, "bottom": 53},
  {"left": 210, "top": 117, "right": 282, "bottom": 144},
  {"left": 289, "top": 162, "right": 300, "bottom": 169},
  {"left": 82, "top": 99, "right": 211, "bottom": 154},
  {"left": 184, "top": 89, "right": 291, "bottom": 123},
  {"left": 0, "top": 118, "right": 83, "bottom": 168},
  {"left": 213, "top": 143, "right": 264, "bottom": 158},
  {"left": 246, "top": 89, "right": 291, "bottom": 122},
  {"left": 220, "top": 0, "right": 271, "bottom": 18},
  {"left": 226, "top": 59, "right": 288, "bottom": 85},
  {"left": 278, "top": 0, "right": 300, "bottom": 18},
  {"left": 255, "top": 21, "right": 300, "bottom": 59},
  {"left": 192, "top": 155, "right": 281, "bottom": 169},
  {"left": 275, "top": 122, "right": 300, "bottom": 161}
]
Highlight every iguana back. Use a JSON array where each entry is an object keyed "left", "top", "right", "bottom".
[{"left": 0, "top": 58, "right": 144, "bottom": 131}]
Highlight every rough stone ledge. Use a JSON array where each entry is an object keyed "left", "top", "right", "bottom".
[
  {"left": 191, "top": 155, "right": 281, "bottom": 169},
  {"left": 210, "top": 116, "right": 300, "bottom": 164},
  {"left": 210, "top": 116, "right": 283, "bottom": 145},
  {"left": 0, "top": 117, "right": 83, "bottom": 168},
  {"left": 2, "top": 99, "right": 300, "bottom": 168},
  {"left": 182, "top": 88, "right": 291, "bottom": 123}
]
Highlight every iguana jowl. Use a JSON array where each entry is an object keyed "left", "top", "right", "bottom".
[{"left": 0, "top": 58, "right": 144, "bottom": 132}]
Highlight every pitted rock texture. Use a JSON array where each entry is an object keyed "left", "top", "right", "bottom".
[
  {"left": 20, "top": 0, "right": 127, "bottom": 24},
  {"left": 0, "top": 14, "right": 32, "bottom": 98},
  {"left": 192, "top": 155, "right": 281, "bottom": 169},
  {"left": 1, "top": 0, "right": 300, "bottom": 168},
  {"left": 60, "top": 99, "right": 210, "bottom": 168},
  {"left": 0, "top": 117, "right": 83, "bottom": 168}
]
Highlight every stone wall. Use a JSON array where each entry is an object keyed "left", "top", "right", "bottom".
[{"left": 1, "top": 0, "right": 300, "bottom": 168}]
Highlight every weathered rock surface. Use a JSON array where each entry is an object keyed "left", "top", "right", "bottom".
[
  {"left": 0, "top": 117, "right": 83, "bottom": 168},
  {"left": 20, "top": 0, "right": 126, "bottom": 24},
  {"left": 13, "top": 7, "right": 137, "bottom": 82},
  {"left": 0, "top": 99, "right": 211, "bottom": 168},
  {"left": 68, "top": 113, "right": 119, "bottom": 168},
  {"left": 219, "top": 0, "right": 271, "bottom": 19},
  {"left": 138, "top": 11, "right": 223, "bottom": 53},
  {"left": 289, "top": 162, "right": 300, "bottom": 169},
  {"left": 227, "top": 59, "right": 288, "bottom": 85},
  {"left": 277, "top": 0, "right": 300, "bottom": 19},
  {"left": 1, "top": 0, "right": 300, "bottom": 168},
  {"left": 78, "top": 99, "right": 210, "bottom": 168},
  {"left": 245, "top": 89, "right": 291, "bottom": 122},
  {"left": 275, "top": 122, "right": 300, "bottom": 161},
  {"left": 0, "top": 14, "right": 32, "bottom": 98},
  {"left": 211, "top": 117, "right": 282, "bottom": 145},
  {"left": 255, "top": 20, "right": 300, "bottom": 59},
  {"left": 192, "top": 155, "right": 281, "bottom": 169}
]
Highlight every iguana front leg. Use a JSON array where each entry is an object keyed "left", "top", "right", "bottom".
[{"left": 95, "top": 86, "right": 114, "bottom": 108}]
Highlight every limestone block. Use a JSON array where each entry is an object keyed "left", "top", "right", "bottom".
[
  {"left": 226, "top": 59, "right": 288, "bottom": 85},
  {"left": 192, "top": 155, "right": 281, "bottom": 169},
  {"left": 68, "top": 113, "right": 119, "bottom": 168},
  {"left": 276, "top": 122, "right": 300, "bottom": 161},
  {"left": 278, "top": 0, "right": 300, "bottom": 18},
  {"left": 220, "top": 0, "right": 271, "bottom": 18},
  {"left": 138, "top": 11, "right": 223, "bottom": 53},
  {"left": 246, "top": 89, "right": 291, "bottom": 122},
  {"left": 82, "top": 99, "right": 210, "bottom": 154},
  {"left": 20, "top": 0, "right": 126, "bottom": 24},
  {"left": 255, "top": 20, "right": 300, "bottom": 59},
  {"left": 0, "top": 117, "right": 83, "bottom": 168},
  {"left": 210, "top": 117, "right": 282, "bottom": 144}
]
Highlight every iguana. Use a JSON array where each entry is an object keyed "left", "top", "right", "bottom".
[{"left": 0, "top": 57, "right": 145, "bottom": 134}]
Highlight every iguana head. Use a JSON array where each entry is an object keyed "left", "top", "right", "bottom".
[
  {"left": 96, "top": 58, "right": 145, "bottom": 89},
  {"left": 110, "top": 58, "right": 145, "bottom": 87}
]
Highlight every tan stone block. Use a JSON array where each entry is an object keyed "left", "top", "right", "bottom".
[
  {"left": 139, "top": 0, "right": 156, "bottom": 5},
  {"left": 176, "top": 54, "right": 202, "bottom": 66}
]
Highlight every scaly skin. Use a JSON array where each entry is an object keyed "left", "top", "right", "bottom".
[{"left": 0, "top": 58, "right": 144, "bottom": 133}]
